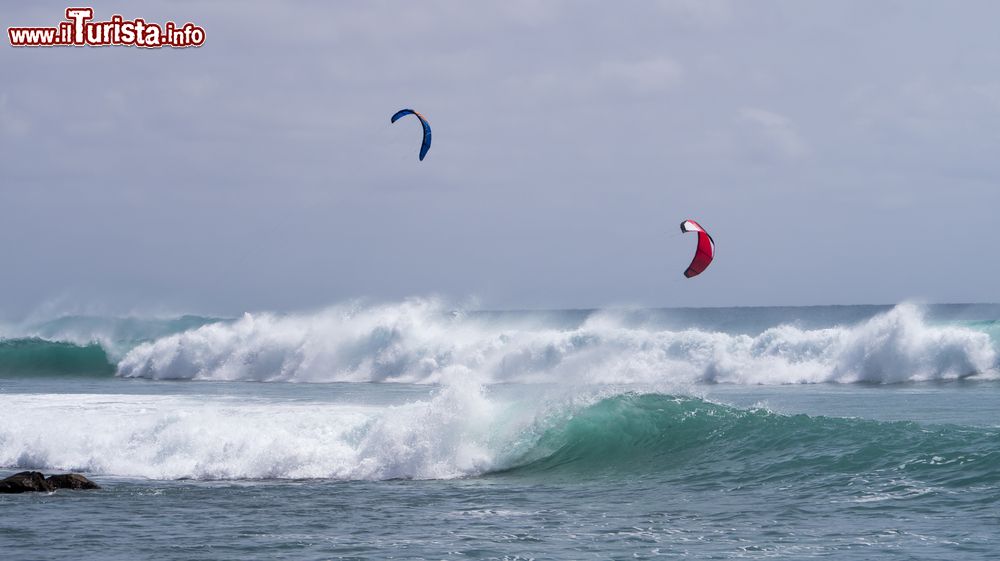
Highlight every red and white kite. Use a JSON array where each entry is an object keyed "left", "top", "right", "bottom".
[{"left": 679, "top": 220, "right": 715, "bottom": 278}]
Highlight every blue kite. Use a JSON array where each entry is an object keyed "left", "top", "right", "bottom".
[{"left": 391, "top": 109, "right": 432, "bottom": 161}]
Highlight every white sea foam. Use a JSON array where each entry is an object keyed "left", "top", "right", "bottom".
[
  {"left": 115, "top": 301, "right": 998, "bottom": 385},
  {"left": 0, "top": 379, "right": 546, "bottom": 480}
]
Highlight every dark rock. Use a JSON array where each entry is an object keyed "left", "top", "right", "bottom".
[
  {"left": 0, "top": 471, "right": 100, "bottom": 493},
  {"left": 46, "top": 473, "right": 101, "bottom": 490},
  {"left": 0, "top": 471, "right": 54, "bottom": 493}
]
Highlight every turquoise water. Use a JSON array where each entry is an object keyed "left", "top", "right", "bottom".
[{"left": 2, "top": 303, "right": 999, "bottom": 559}]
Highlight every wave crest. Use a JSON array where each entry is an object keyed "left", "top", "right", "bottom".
[
  {"left": 115, "top": 301, "right": 997, "bottom": 385},
  {"left": 4, "top": 388, "right": 998, "bottom": 483}
]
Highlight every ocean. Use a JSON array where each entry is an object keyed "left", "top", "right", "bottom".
[{"left": 1, "top": 301, "right": 999, "bottom": 560}]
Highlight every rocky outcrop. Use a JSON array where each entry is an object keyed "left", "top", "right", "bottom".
[
  {"left": 46, "top": 473, "right": 101, "bottom": 490},
  {"left": 0, "top": 471, "right": 52, "bottom": 493},
  {"left": 0, "top": 471, "right": 101, "bottom": 493}
]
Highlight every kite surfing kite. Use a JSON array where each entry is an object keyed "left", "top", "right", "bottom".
[
  {"left": 680, "top": 219, "right": 715, "bottom": 278},
  {"left": 391, "top": 109, "right": 432, "bottom": 161}
]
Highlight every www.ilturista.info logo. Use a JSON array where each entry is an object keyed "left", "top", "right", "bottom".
[{"left": 8, "top": 7, "right": 205, "bottom": 48}]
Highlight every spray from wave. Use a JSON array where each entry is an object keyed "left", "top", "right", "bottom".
[{"left": 112, "top": 301, "right": 997, "bottom": 385}]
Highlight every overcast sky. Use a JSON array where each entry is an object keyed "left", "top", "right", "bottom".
[{"left": 1, "top": 1, "right": 998, "bottom": 318}]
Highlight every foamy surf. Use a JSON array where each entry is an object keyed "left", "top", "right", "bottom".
[
  {"left": 3, "top": 384, "right": 998, "bottom": 484},
  {"left": 0, "top": 380, "right": 589, "bottom": 481},
  {"left": 112, "top": 302, "right": 997, "bottom": 385},
  {"left": 0, "top": 384, "right": 473, "bottom": 480}
]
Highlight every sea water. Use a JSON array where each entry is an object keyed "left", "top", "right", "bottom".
[{"left": 1, "top": 301, "right": 999, "bottom": 559}]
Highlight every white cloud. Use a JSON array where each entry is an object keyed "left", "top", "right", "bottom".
[{"left": 739, "top": 107, "right": 808, "bottom": 160}]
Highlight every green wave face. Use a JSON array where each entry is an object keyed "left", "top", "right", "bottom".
[
  {"left": 0, "top": 314, "right": 223, "bottom": 378},
  {"left": 0, "top": 338, "right": 116, "bottom": 377},
  {"left": 507, "top": 394, "right": 1000, "bottom": 488}
]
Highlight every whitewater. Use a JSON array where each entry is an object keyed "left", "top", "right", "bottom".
[{"left": 3, "top": 301, "right": 1000, "bottom": 560}]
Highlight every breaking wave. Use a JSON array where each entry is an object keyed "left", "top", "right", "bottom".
[
  {"left": 113, "top": 301, "right": 997, "bottom": 385},
  {"left": 3, "top": 386, "right": 999, "bottom": 484},
  {"left": 0, "top": 302, "right": 995, "bottom": 385}
]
